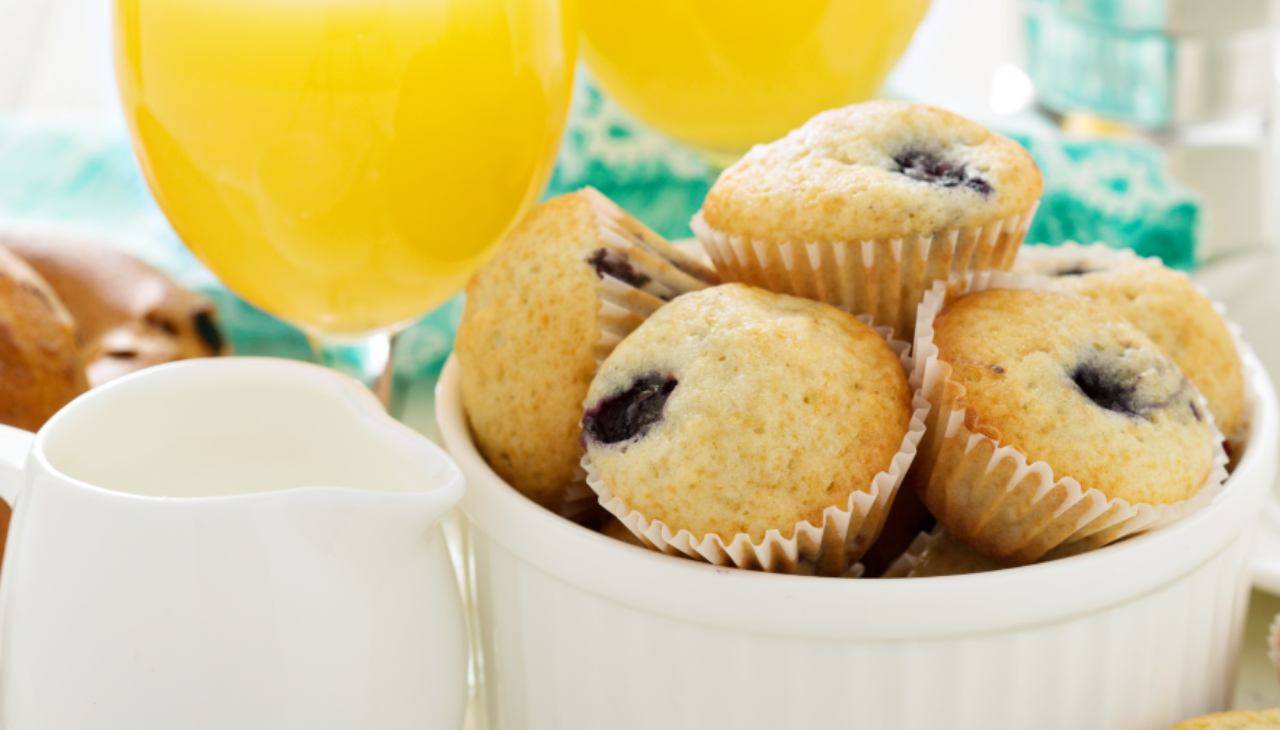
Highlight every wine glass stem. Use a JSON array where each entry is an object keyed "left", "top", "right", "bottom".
[{"left": 308, "top": 332, "right": 401, "bottom": 414}]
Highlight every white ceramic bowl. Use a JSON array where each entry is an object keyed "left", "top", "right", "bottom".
[{"left": 437, "top": 352, "right": 1278, "bottom": 730}]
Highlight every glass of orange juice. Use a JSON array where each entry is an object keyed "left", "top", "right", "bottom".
[
  {"left": 581, "top": 0, "right": 929, "bottom": 164},
  {"left": 114, "top": 0, "right": 577, "bottom": 404}
]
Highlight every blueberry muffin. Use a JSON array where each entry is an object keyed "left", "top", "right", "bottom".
[
  {"left": 693, "top": 100, "right": 1042, "bottom": 337},
  {"left": 0, "top": 231, "right": 228, "bottom": 386},
  {"left": 1018, "top": 245, "right": 1246, "bottom": 444},
  {"left": 457, "top": 188, "right": 717, "bottom": 509},
  {"left": 915, "top": 286, "right": 1220, "bottom": 562},
  {"left": 582, "top": 284, "right": 915, "bottom": 574},
  {"left": 1173, "top": 709, "right": 1280, "bottom": 730}
]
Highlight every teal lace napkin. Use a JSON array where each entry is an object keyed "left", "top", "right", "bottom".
[
  {"left": 0, "top": 76, "right": 1200, "bottom": 382},
  {"left": 1011, "top": 131, "right": 1199, "bottom": 269},
  {"left": 547, "top": 75, "right": 1199, "bottom": 267}
]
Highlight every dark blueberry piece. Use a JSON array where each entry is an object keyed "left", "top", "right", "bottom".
[
  {"left": 1071, "top": 361, "right": 1141, "bottom": 417},
  {"left": 192, "top": 310, "right": 225, "bottom": 353},
  {"left": 582, "top": 373, "right": 677, "bottom": 445},
  {"left": 963, "top": 176, "right": 993, "bottom": 196},
  {"left": 892, "top": 149, "right": 992, "bottom": 197},
  {"left": 1053, "top": 266, "right": 1094, "bottom": 277},
  {"left": 587, "top": 248, "right": 650, "bottom": 288}
]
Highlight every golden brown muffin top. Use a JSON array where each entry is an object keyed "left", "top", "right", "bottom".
[
  {"left": 700, "top": 100, "right": 1042, "bottom": 242},
  {"left": 933, "top": 288, "right": 1216, "bottom": 505},
  {"left": 584, "top": 284, "right": 911, "bottom": 542}
]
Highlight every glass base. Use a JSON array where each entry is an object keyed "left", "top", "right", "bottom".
[{"left": 308, "top": 332, "right": 408, "bottom": 415}]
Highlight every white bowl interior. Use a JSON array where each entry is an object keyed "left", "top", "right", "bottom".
[{"left": 438, "top": 349, "right": 1279, "bottom": 638}]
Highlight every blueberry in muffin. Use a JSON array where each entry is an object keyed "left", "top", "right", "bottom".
[
  {"left": 582, "top": 283, "right": 916, "bottom": 574},
  {"left": 457, "top": 188, "right": 717, "bottom": 509},
  {"left": 1018, "top": 244, "right": 1246, "bottom": 445}
]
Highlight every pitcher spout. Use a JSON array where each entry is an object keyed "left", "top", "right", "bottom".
[{"left": 37, "top": 357, "right": 466, "bottom": 508}]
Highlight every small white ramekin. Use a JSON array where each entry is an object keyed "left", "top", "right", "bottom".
[{"left": 437, "top": 351, "right": 1278, "bottom": 730}]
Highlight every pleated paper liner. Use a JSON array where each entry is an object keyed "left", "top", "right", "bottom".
[
  {"left": 882, "top": 527, "right": 1007, "bottom": 578},
  {"left": 1014, "top": 241, "right": 1252, "bottom": 456},
  {"left": 585, "top": 187, "right": 720, "bottom": 362},
  {"left": 691, "top": 202, "right": 1036, "bottom": 340},
  {"left": 582, "top": 319, "right": 930, "bottom": 576},
  {"left": 548, "top": 188, "right": 721, "bottom": 517},
  {"left": 910, "top": 271, "right": 1230, "bottom": 565}
]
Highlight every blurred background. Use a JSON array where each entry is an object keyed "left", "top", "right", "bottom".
[
  {"left": 3, "top": 0, "right": 1280, "bottom": 707},
  {"left": 2, "top": 0, "right": 1276, "bottom": 373},
  {"left": 1, "top": 0, "right": 1278, "bottom": 390}
]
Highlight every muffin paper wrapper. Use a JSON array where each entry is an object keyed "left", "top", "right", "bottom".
[
  {"left": 543, "top": 190, "right": 721, "bottom": 516},
  {"left": 909, "top": 270, "right": 1230, "bottom": 564},
  {"left": 1014, "top": 241, "right": 1252, "bottom": 451},
  {"left": 691, "top": 202, "right": 1037, "bottom": 340},
  {"left": 882, "top": 527, "right": 1006, "bottom": 578},
  {"left": 880, "top": 532, "right": 931, "bottom": 578},
  {"left": 583, "top": 320, "right": 930, "bottom": 576},
  {"left": 587, "top": 188, "right": 720, "bottom": 364}
]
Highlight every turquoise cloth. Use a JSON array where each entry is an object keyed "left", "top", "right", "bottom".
[
  {"left": 1011, "top": 131, "right": 1198, "bottom": 269},
  {"left": 0, "top": 75, "right": 1200, "bottom": 378},
  {"left": 545, "top": 75, "right": 712, "bottom": 240},
  {"left": 1025, "top": 2, "right": 1178, "bottom": 128}
]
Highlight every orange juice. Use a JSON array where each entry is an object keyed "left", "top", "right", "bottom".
[
  {"left": 115, "top": 0, "right": 576, "bottom": 336},
  {"left": 581, "top": 0, "right": 928, "bottom": 161}
]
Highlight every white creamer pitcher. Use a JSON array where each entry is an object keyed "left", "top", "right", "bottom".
[{"left": 0, "top": 358, "right": 467, "bottom": 729}]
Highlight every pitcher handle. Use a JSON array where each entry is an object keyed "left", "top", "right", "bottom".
[{"left": 0, "top": 425, "right": 33, "bottom": 506}]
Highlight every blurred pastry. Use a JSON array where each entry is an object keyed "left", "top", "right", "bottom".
[
  {"left": 0, "top": 242, "right": 90, "bottom": 574},
  {"left": 0, "top": 243, "right": 87, "bottom": 431},
  {"left": 0, "top": 231, "right": 228, "bottom": 386}
]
